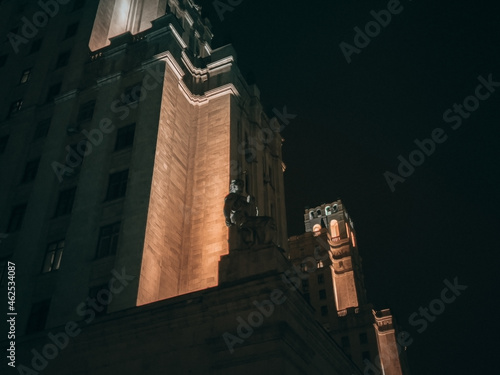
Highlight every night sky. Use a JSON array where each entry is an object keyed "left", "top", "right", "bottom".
[{"left": 198, "top": 0, "right": 500, "bottom": 373}]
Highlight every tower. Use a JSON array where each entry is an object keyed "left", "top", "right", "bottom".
[
  {"left": 288, "top": 200, "right": 409, "bottom": 374},
  {"left": 0, "top": 0, "right": 287, "bottom": 334}
]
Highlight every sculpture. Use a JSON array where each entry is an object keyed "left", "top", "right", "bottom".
[{"left": 224, "top": 179, "right": 275, "bottom": 248}]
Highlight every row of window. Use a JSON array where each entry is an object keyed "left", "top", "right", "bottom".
[{"left": 6, "top": 169, "right": 129, "bottom": 233}]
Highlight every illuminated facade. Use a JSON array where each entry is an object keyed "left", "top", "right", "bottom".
[
  {"left": 288, "top": 201, "right": 410, "bottom": 374},
  {"left": 0, "top": 0, "right": 286, "bottom": 333}
]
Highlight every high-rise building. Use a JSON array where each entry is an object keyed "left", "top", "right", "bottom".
[
  {"left": 288, "top": 200, "right": 410, "bottom": 374},
  {"left": 0, "top": 0, "right": 287, "bottom": 334}
]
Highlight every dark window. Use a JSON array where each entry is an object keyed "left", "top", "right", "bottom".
[
  {"left": 30, "top": 39, "right": 42, "bottom": 54},
  {"left": 115, "top": 123, "right": 135, "bottom": 151},
  {"left": 34, "top": 119, "right": 51, "bottom": 140},
  {"left": 0, "top": 135, "right": 8, "bottom": 153},
  {"left": 122, "top": 84, "right": 143, "bottom": 105},
  {"left": 77, "top": 100, "right": 95, "bottom": 124},
  {"left": 7, "top": 99, "right": 23, "bottom": 118},
  {"left": 55, "top": 51, "right": 71, "bottom": 69},
  {"left": 360, "top": 332, "right": 368, "bottom": 345},
  {"left": 106, "top": 170, "right": 128, "bottom": 200},
  {"left": 321, "top": 305, "right": 328, "bottom": 316},
  {"left": 319, "top": 289, "right": 326, "bottom": 300},
  {"left": 96, "top": 222, "right": 120, "bottom": 258},
  {"left": 7, "top": 204, "right": 26, "bottom": 232},
  {"left": 42, "top": 240, "right": 64, "bottom": 273},
  {"left": 21, "top": 159, "right": 40, "bottom": 183},
  {"left": 302, "top": 279, "right": 309, "bottom": 292},
  {"left": 64, "top": 22, "right": 79, "bottom": 39},
  {"left": 54, "top": 187, "right": 76, "bottom": 217},
  {"left": 88, "top": 284, "right": 109, "bottom": 316},
  {"left": 73, "top": 0, "right": 85, "bottom": 11},
  {"left": 341, "top": 336, "right": 350, "bottom": 348},
  {"left": 20, "top": 68, "right": 31, "bottom": 84},
  {"left": 0, "top": 55, "right": 7, "bottom": 67},
  {"left": 362, "top": 351, "right": 371, "bottom": 361},
  {"left": 25, "top": 299, "right": 51, "bottom": 334},
  {"left": 46, "top": 82, "right": 62, "bottom": 103},
  {"left": 317, "top": 273, "right": 324, "bottom": 284}
]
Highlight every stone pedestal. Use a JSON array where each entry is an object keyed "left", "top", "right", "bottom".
[{"left": 218, "top": 245, "right": 289, "bottom": 284}]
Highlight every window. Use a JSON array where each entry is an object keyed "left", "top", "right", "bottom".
[
  {"left": 115, "top": 123, "right": 135, "bottom": 151},
  {"left": 302, "top": 279, "right": 309, "bottom": 292},
  {"left": 46, "top": 82, "right": 62, "bottom": 103},
  {"left": 319, "top": 289, "right": 326, "bottom": 300},
  {"left": 0, "top": 54, "right": 7, "bottom": 67},
  {"left": 0, "top": 135, "right": 8, "bottom": 153},
  {"left": 7, "top": 204, "right": 26, "bottom": 232},
  {"left": 106, "top": 170, "right": 128, "bottom": 200},
  {"left": 330, "top": 219, "right": 340, "bottom": 242},
  {"left": 25, "top": 299, "right": 51, "bottom": 334},
  {"left": 321, "top": 305, "right": 328, "bottom": 316},
  {"left": 122, "top": 84, "right": 143, "bottom": 105},
  {"left": 30, "top": 39, "right": 42, "bottom": 54},
  {"left": 7, "top": 99, "right": 23, "bottom": 118},
  {"left": 34, "top": 119, "right": 51, "bottom": 140},
  {"left": 42, "top": 240, "right": 64, "bottom": 273},
  {"left": 21, "top": 159, "right": 40, "bottom": 183},
  {"left": 54, "top": 187, "right": 76, "bottom": 217},
  {"left": 317, "top": 274, "right": 324, "bottom": 284},
  {"left": 20, "top": 68, "right": 31, "bottom": 84},
  {"left": 64, "top": 22, "right": 79, "bottom": 39},
  {"left": 96, "top": 222, "right": 120, "bottom": 258},
  {"left": 55, "top": 51, "right": 71, "bottom": 69},
  {"left": 341, "top": 336, "right": 350, "bottom": 348},
  {"left": 360, "top": 332, "right": 368, "bottom": 345},
  {"left": 77, "top": 100, "right": 95, "bottom": 124}
]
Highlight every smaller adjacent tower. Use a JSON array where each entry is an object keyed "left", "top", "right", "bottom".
[{"left": 288, "top": 200, "right": 409, "bottom": 374}]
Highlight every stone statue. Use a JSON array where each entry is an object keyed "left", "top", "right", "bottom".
[{"left": 224, "top": 179, "right": 276, "bottom": 248}]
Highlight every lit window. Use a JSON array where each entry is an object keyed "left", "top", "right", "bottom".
[
  {"left": 106, "top": 170, "right": 128, "bottom": 200},
  {"left": 21, "top": 159, "right": 40, "bottom": 183},
  {"left": 7, "top": 204, "right": 26, "bottom": 233},
  {"left": 114, "top": 123, "right": 135, "bottom": 151},
  {"left": 7, "top": 99, "right": 23, "bottom": 118},
  {"left": 20, "top": 68, "right": 31, "bottom": 84},
  {"left": 34, "top": 119, "right": 51, "bottom": 140},
  {"left": 319, "top": 289, "right": 326, "bottom": 300},
  {"left": 77, "top": 100, "right": 95, "bottom": 124},
  {"left": 42, "top": 240, "right": 64, "bottom": 273},
  {"left": 54, "top": 187, "right": 76, "bottom": 217},
  {"left": 96, "top": 222, "right": 120, "bottom": 258},
  {"left": 25, "top": 299, "right": 51, "bottom": 334},
  {"left": 64, "top": 22, "right": 79, "bottom": 39},
  {"left": 317, "top": 260, "right": 324, "bottom": 268},
  {"left": 55, "top": 51, "right": 71, "bottom": 69}
]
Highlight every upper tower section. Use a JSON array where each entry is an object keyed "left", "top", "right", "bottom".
[{"left": 89, "top": 0, "right": 213, "bottom": 54}]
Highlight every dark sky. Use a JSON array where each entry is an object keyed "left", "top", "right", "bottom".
[{"left": 199, "top": 0, "right": 500, "bottom": 373}]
